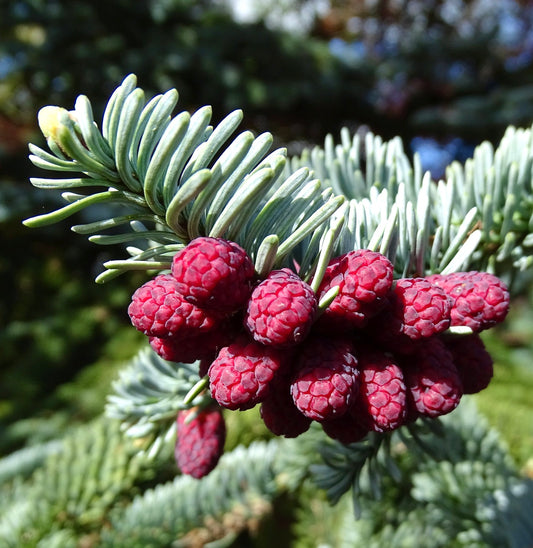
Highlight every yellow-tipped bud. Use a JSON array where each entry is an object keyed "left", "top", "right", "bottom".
[
  {"left": 37, "top": 106, "right": 80, "bottom": 157},
  {"left": 37, "top": 105, "right": 69, "bottom": 141}
]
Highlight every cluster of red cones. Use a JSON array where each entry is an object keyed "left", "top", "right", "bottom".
[{"left": 128, "top": 237, "right": 510, "bottom": 478}]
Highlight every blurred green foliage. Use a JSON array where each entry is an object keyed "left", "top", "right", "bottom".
[
  {"left": 0, "top": 178, "right": 145, "bottom": 450},
  {"left": 476, "top": 287, "right": 533, "bottom": 470},
  {"left": 326, "top": 0, "right": 533, "bottom": 142}
]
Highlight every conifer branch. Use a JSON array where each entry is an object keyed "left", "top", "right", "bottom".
[
  {"left": 24, "top": 74, "right": 344, "bottom": 282},
  {"left": 105, "top": 348, "right": 205, "bottom": 446},
  {"left": 291, "top": 401, "right": 533, "bottom": 547},
  {"left": 0, "top": 418, "right": 156, "bottom": 545},
  {"left": 289, "top": 124, "right": 533, "bottom": 285},
  {"left": 100, "top": 440, "right": 282, "bottom": 547},
  {"left": 0, "top": 439, "right": 63, "bottom": 485},
  {"left": 24, "top": 74, "right": 533, "bottom": 287},
  {"left": 17, "top": 74, "right": 533, "bottom": 547}
]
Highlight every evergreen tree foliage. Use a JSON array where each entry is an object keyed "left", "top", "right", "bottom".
[
  {"left": 2, "top": 73, "right": 532, "bottom": 546},
  {"left": 24, "top": 74, "right": 533, "bottom": 287},
  {"left": 99, "top": 440, "right": 283, "bottom": 547},
  {"left": 291, "top": 402, "right": 533, "bottom": 548},
  {"left": 0, "top": 417, "right": 159, "bottom": 546}
]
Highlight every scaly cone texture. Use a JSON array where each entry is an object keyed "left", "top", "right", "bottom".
[
  {"left": 245, "top": 268, "right": 317, "bottom": 347},
  {"left": 171, "top": 237, "right": 255, "bottom": 313},
  {"left": 355, "top": 347, "right": 407, "bottom": 433},
  {"left": 316, "top": 249, "right": 394, "bottom": 330},
  {"left": 128, "top": 274, "right": 220, "bottom": 339},
  {"left": 127, "top": 239, "right": 511, "bottom": 477},
  {"left": 367, "top": 277, "right": 452, "bottom": 353},
  {"left": 208, "top": 336, "right": 285, "bottom": 411},
  {"left": 175, "top": 405, "right": 226, "bottom": 479},
  {"left": 148, "top": 321, "right": 235, "bottom": 364},
  {"left": 290, "top": 336, "right": 360, "bottom": 421},
  {"left": 426, "top": 271, "right": 510, "bottom": 332}
]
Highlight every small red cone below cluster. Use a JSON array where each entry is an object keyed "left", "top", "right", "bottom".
[{"left": 175, "top": 406, "right": 226, "bottom": 479}]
